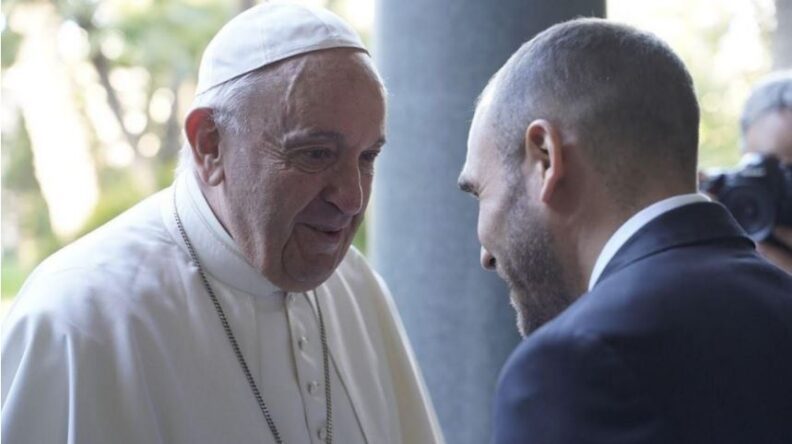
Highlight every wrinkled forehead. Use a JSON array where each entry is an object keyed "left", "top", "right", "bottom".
[
  {"left": 257, "top": 49, "right": 377, "bottom": 95},
  {"left": 238, "top": 49, "right": 384, "bottom": 134},
  {"left": 287, "top": 49, "right": 381, "bottom": 96},
  {"left": 283, "top": 51, "right": 384, "bottom": 120}
]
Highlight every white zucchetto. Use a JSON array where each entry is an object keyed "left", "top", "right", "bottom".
[{"left": 196, "top": 1, "right": 368, "bottom": 95}]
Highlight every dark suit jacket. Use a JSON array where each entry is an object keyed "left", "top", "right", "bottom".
[{"left": 492, "top": 202, "right": 792, "bottom": 444}]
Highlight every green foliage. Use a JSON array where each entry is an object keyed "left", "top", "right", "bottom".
[
  {"left": 154, "top": 158, "right": 178, "bottom": 189},
  {"left": 1, "top": 28, "right": 22, "bottom": 69},
  {"left": 110, "top": 1, "right": 233, "bottom": 74},
  {"left": 2, "top": 258, "right": 32, "bottom": 299},
  {"left": 0, "top": 113, "right": 58, "bottom": 246},
  {"left": 1, "top": 114, "right": 60, "bottom": 299},
  {"left": 353, "top": 220, "right": 367, "bottom": 254},
  {"left": 1, "top": 0, "right": 225, "bottom": 300},
  {"left": 2, "top": 114, "right": 38, "bottom": 193},
  {"left": 74, "top": 170, "right": 148, "bottom": 239}
]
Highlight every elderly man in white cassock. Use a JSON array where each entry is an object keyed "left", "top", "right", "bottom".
[{"left": 1, "top": 3, "right": 444, "bottom": 443}]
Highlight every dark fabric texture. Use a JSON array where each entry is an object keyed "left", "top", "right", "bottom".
[{"left": 492, "top": 202, "right": 792, "bottom": 444}]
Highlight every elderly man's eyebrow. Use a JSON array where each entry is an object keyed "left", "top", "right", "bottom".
[
  {"left": 283, "top": 129, "right": 387, "bottom": 152},
  {"left": 282, "top": 129, "right": 345, "bottom": 148}
]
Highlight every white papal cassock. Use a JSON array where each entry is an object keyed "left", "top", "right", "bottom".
[{"left": 1, "top": 173, "right": 444, "bottom": 444}]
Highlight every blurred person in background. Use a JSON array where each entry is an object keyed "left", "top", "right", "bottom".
[
  {"left": 1, "top": 3, "right": 443, "bottom": 444},
  {"left": 738, "top": 71, "right": 792, "bottom": 272}
]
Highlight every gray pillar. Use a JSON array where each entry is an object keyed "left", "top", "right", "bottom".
[
  {"left": 371, "top": 1, "right": 605, "bottom": 443},
  {"left": 774, "top": 0, "right": 792, "bottom": 69}
]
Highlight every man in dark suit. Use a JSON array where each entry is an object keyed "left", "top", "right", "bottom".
[{"left": 457, "top": 18, "right": 792, "bottom": 443}]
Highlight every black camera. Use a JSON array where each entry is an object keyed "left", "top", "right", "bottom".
[{"left": 700, "top": 153, "right": 792, "bottom": 241}]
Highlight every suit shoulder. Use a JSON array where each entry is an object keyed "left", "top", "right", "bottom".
[
  {"left": 494, "top": 330, "right": 669, "bottom": 443},
  {"left": 563, "top": 243, "right": 792, "bottom": 336},
  {"left": 501, "top": 329, "right": 625, "bottom": 386}
]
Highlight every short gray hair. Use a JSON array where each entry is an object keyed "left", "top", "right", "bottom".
[
  {"left": 486, "top": 18, "right": 700, "bottom": 206},
  {"left": 740, "top": 70, "right": 792, "bottom": 139},
  {"left": 176, "top": 69, "right": 270, "bottom": 174}
]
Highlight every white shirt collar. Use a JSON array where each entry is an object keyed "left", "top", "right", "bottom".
[
  {"left": 588, "top": 193, "right": 710, "bottom": 290},
  {"left": 163, "top": 172, "right": 282, "bottom": 297}
]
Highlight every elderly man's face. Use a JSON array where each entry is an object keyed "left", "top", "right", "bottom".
[
  {"left": 458, "top": 105, "right": 572, "bottom": 336},
  {"left": 219, "top": 51, "right": 385, "bottom": 291}
]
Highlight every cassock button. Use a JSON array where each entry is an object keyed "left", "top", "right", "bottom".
[
  {"left": 318, "top": 425, "right": 327, "bottom": 440},
  {"left": 298, "top": 336, "right": 309, "bottom": 350},
  {"left": 307, "top": 380, "right": 320, "bottom": 395}
]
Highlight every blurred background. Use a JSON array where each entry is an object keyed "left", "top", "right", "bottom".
[{"left": 1, "top": 0, "right": 786, "bottom": 307}]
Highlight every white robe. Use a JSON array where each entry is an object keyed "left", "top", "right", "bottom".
[{"left": 1, "top": 173, "right": 444, "bottom": 444}]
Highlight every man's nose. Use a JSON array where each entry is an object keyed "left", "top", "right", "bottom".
[
  {"left": 480, "top": 246, "right": 496, "bottom": 270},
  {"left": 323, "top": 163, "right": 364, "bottom": 216}
]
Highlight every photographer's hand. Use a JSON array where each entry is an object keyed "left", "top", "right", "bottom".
[{"left": 757, "top": 225, "right": 792, "bottom": 274}]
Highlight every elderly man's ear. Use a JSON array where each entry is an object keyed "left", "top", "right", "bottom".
[
  {"left": 523, "top": 119, "right": 566, "bottom": 204},
  {"left": 186, "top": 107, "right": 224, "bottom": 186}
]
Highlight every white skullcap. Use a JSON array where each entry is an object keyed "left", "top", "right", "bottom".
[{"left": 195, "top": 1, "right": 368, "bottom": 95}]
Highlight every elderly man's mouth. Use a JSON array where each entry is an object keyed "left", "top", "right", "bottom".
[{"left": 303, "top": 223, "right": 345, "bottom": 244}]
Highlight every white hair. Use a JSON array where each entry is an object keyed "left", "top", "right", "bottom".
[{"left": 176, "top": 70, "right": 268, "bottom": 175}]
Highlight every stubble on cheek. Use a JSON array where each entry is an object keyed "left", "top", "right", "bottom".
[{"left": 500, "top": 195, "right": 576, "bottom": 335}]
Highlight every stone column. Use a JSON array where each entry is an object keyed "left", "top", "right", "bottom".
[
  {"left": 371, "top": 1, "right": 605, "bottom": 442},
  {"left": 774, "top": 0, "right": 792, "bottom": 69}
]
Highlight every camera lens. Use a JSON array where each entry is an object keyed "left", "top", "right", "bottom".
[{"left": 720, "top": 184, "right": 776, "bottom": 241}]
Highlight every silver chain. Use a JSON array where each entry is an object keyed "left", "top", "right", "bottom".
[{"left": 174, "top": 201, "right": 332, "bottom": 444}]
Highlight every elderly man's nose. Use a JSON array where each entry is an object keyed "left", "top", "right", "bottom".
[
  {"left": 325, "top": 169, "right": 364, "bottom": 216},
  {"left": 480, "top": 247, "right": 496, "bottom": 270}
]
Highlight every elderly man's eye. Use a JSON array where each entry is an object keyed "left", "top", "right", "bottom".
[
  {"left": 360, "top": 150, "right": 380, "bottom": 163},
  {"left": 360, "top": 150, "right": 380, "bottom": 174},
  {"left": 304, "top": 148, "right": 334, "bottom": 160},
  {"left": 290, "top": 147, "right": 337, "bottom": 172}
]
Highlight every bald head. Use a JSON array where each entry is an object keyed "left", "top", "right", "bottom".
[{"left": 484, "top": 18, "right": 700, "bottom": 207}]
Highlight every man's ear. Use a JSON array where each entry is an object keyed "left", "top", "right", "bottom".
[
  {"left": 523, "top": 119, "right": 565, "bottom": 204},
  {"left": 185, "top": 107, "right": 224, "bottom": 186}
]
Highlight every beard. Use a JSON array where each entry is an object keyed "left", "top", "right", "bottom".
[{"left": 499, "top": 188, "right": 575, "bottom": 337}]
